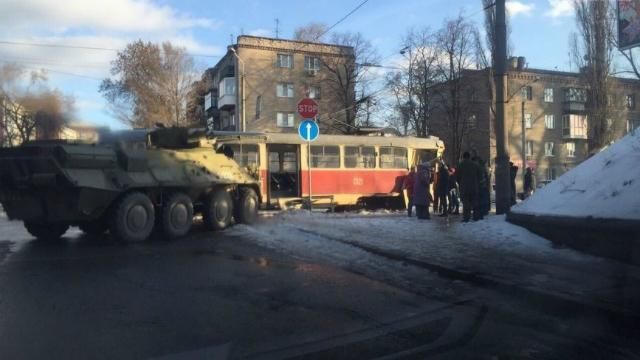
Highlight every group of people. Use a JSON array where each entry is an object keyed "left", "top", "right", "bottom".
[{"left": 402, "top": 152, "right": 492, "bottom": 222}]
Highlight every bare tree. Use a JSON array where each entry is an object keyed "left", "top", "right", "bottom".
[
  {"left": 571, "top": 0, "right": 616, "bottom": 151},
  {"left": 100, "top": 40, "right": 198, "bottom": 128},
  {"left": 434, "top": 15, "right": 479, "bottom": 163},
  {"left": 321, "top": 32, "right": 379, "bottom": 134},
  {"left": 0, "top": 64, "right": 72, "bottom": 146},
  {"left": 293, "top": 23, "right": 329, "bottom": 42},
  {"left": 386, "top": 28, "right": 439, "bottom": 137}
]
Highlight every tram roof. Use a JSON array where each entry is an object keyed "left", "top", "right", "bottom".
[{"left": 211, "top": 131, "right": 444, "bottom": 149}]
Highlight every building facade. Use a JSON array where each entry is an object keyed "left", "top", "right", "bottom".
[
  {"left": 430, "top": 58, "right": 640, "bottom": 192},
  {"left": 197, "top": 35, "right": 355, "bottom": 134}
]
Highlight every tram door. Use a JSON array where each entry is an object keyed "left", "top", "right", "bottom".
[{"left": 267, "top": 144, "right": 300, "bottom": 202}]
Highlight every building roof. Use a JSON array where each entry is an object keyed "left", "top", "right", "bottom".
[{"left": 237, "top": 35, "right": 354, "bottom": 51}]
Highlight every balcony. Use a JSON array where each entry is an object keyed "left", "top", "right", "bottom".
[
  {"left": 562, "top": 114, "right": 588, "bottom": 140},
  {"left": 563, "top": 87, "right": 586, "bottom": 113},
  {"left": 563, "top": 101, "right": 585, "bottom": 113},
  {"left": 217, "top": 77, "right": 236, "bottom": 109}
]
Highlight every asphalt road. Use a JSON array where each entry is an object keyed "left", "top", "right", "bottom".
[{"left": 0, "top": 215, "right": 639, "bottom": 360}]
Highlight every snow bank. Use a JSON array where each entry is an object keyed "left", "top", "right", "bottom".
[
  {"left": 512, "top": 129, "right": 640, "bottom": 220},
  {"left": 232, "top": 212, "right": 640, "bottom": 303}
]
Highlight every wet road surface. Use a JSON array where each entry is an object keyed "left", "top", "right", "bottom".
[{"left": 0, "top": 214, "right": 639, "bottom": 359}]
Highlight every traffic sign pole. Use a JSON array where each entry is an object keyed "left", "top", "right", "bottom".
[
  {"left": 307, "top": 140, "right": 312, "bottom": 212},
  {"left": 297, "top": 99, "right": 319, "bottom": 213}
]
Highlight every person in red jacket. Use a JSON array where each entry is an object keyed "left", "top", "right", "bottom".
[{"left": 402, "top": 166, "right": 417, "bottom": 217}]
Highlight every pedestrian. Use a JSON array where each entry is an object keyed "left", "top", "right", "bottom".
[
  {"left": 476, "top": 158, "right": 490, "bottom": 218},
  {"left": 412, "top": 162, "right": 431, "bottom": 220},
  {"left": 403, "top": 166, "right": 417, "bottom": 217},
  {"left": 431, "top": 162, "right": 439, "bottom": 215},
  {"left": 457, "top": 152, "right": 482, "bottom": 222},
  {"left": 509, "top": 161, "right": 518, "bottom": 206},
  {"left": 523, "top": 167, "right": 536, "bottom": 199},
  {"left": 448, "top": 167, "right": 460, "bottom": 215},
  {"left": 437, "top": 160, "right": 449, "bottom": 217}
]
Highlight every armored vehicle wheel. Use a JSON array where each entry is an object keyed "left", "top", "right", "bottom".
[
  {"left": 235, "top": 188, "right": 259, "bottom": 225},
  {"left": 110, "top": 192, "right": 155, "bottom": 242},
  {"left": 204, "top": 189, "right": 233, "bottom": 230},
  {"left": 161, "top": 192, "right": 194, "bottom": 239},
  {"left": 79, "top": 219, "right": 108, "bottom": 236},
  {"left": 24, "top": 222, "right": 69, "bottom": 240}
]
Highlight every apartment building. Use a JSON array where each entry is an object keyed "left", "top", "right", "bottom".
[
  {"left": 430, "top": 57, "right": 640, "bottom": 191},
  {"left": 197, "top": 35, "right": 355, "bottom": 134}
]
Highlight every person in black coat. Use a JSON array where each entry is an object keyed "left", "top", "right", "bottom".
[
  {"left": 457, "top": 152, "right": 482, "bottom": 222},
  {"left": 509, "top": 161, "right": 518, "bottom": 206},
  {"left": 523, "top": 167, "right": 535, "bottom": 198},
  {"left": 437, "top": 160, "right": 449, "bottom": 216}
]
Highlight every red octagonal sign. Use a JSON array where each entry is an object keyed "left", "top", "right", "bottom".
[{"left": 297, "top": 98, "right": 318, "bottom": 119}]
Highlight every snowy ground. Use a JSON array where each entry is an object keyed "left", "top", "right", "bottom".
[
  {"left": 513, "top": 128, "right": 640, "bottom": 220},
  {"left": 231, "top": 210, "right": 640, "bottom": 314}
]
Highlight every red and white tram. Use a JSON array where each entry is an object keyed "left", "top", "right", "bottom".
[{"left": 215, "top": 132, "right": 445, "bottom": 209}]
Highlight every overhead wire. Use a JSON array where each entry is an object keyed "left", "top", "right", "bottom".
[
  {"left": 0, "top": 59, "right": 103, "bottom": 81},
  {"left": 0, "top": 40, "right": 223, "bottom": 59}
]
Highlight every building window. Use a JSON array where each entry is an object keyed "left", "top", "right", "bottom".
[
  {"left": 304, "top": 56, "right": 321, "bottom": 72},
  {"left": 310, "top": 145, "right": 340, "bottom": 168},
  {"left": 255, "top": 95, "right": 262, "bottom": 119},
  {"left": 525, "top": 140, "right": 533, "bottom": 157},
  {"left": 564, "top": 87, "right": 587, "bottom": 103},
  {"left": 522, "top": 86, "right": 532, "bottom": 101},
  {"left": 544, "top": 114, "right": 555, "bottom": 129},
  {"left": 276, "top": 112, "right": 295, "bottom": 127},
  {"left": 565, "top": 142, "right": 576, "bottom": 158},
  {"left": 277, "top": 54, "right": 293, "bottom": 68},
  {"left": 467, "top": 114, "right": 477, "bottom": 129},
  {"left": 467, "top": 89, "right": 479, "bottom": 102},
  {"left": 544, "top": 88, "right": 554, "bottom": 103},
  {"left": 627, "top": 94, "right": 636, "bottom": 109},
  {"left": 628, "top": 119, "right": 640, "bottom": 133},
  {"left": 606, "top": 118, "right": 614, "bottom": 131},
  {"left": 276, "top": 83, "right": 294, "bottom": 98},
  {"left": 344, "top": 146, "right": 376, "bottom": 168},
  {"left": 308, "top": 85, "right": 321, "bottom": 99},
  {"left": 562, "top": 114, "right": 588, "bottom": 138},
  {"left": 380, "top": 147, "right": 408, "bottom": 169},
  {"left": 607, "top": 94, "right": 616, "bottom": 107},
  {"left": 219, "top": 77, "right": 236, "bottom": 97},
  {"left": 546, "top": 167, "right": 557, "bottom": 181},
  {"left": 524, "top": 113, "right": 532, "bottom": 128},
  {"left": 544, "top": 142, "right": 555, "bottom": 157}
]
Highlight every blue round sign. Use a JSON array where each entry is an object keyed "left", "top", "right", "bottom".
[{"left": 298, "top": 119, "right": 319, "bottom": 142}]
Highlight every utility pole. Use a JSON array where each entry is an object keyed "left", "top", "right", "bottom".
[
  {"left": 275, "top": 19, "right": 280, "bottom": 39},
  {"left": 494, "top": 0, "right": 511, "bottom": 214},
  {"left": 521, "top": 101, "right": 526, "bottom": 191}
]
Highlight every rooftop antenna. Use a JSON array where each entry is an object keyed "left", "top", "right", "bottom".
[
  {"left": 230, "top": 33, "right": 234, "bottom": 45},
  {"left": 275, "top": 18, "right": 280, "bottom": 39}
]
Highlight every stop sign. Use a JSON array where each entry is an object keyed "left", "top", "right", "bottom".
[{"left": 297, "top": 98, "right": 318, "bottom": 119}]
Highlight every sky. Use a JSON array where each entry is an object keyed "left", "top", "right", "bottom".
[{"left": 0, "top": 0, "right": 579, "bottom": 129}]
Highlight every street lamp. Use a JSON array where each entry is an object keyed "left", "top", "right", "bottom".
[{"left": 229, "top": 47, "right": 246, "bottom": 132}]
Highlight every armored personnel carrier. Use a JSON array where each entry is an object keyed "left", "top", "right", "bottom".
[{"left": 0, "top": 128, "right": 260, "bottom": 242}]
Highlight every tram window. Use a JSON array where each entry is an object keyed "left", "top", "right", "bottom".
[
  {"left": 310, "top": 145, "right": 339, "bottom": 168},
  {"left": 282, "top": 152, "right": 297, "bottom": 172},
  {"left": 415, "top": 149, "right": 437, "bottom": 165},
  {"left": 345, "top": 146, "right": 376, "bottom": 168},
  {"left": 228, "top": 144, "right": 259, "bottom": 167},
  {"left": 380, "top": 147, "right": 408, "bottom": 169}
]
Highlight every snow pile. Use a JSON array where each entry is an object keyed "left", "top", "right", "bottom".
[
  {"left": 232, "top": 212, "right": 640, "bottom": 302},
  {"left": 512, "top": 129, "right": 640, "bottom": 220}
]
